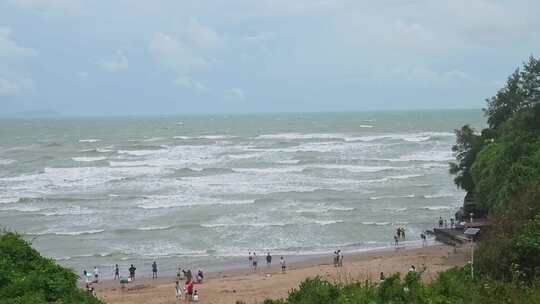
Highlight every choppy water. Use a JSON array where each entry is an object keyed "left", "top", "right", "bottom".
[{"left": 0, "top": 110, "right": 482, "bottom": 277}]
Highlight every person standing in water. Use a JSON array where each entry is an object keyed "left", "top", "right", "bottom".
[
  {"left": 248, "top": 252, "right": 253, "bottom": 269},
  {"left": 129, "top": 264, "right": 136, "bottom": 280},
  {"left": 253, "top": 252, "right": 258, "bottom": 271},
  {"left": 93, "top": 266, "right": 99, "bottom": 283},
  {"left": 280, "top": 256, "right": 286, "bottom": 273},
  {"left": 266, "top": 252, "right": 272, "bottom": 268},
  {"left": 152, "top": 261, "right": 158, "bottom": 279},
  {"left": 114, "top": 264, "right": 120, "bottom": 280}
]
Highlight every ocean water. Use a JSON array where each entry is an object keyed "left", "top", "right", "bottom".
[{"left": 0, "top": 110, "right": 483, "bottom": 277}]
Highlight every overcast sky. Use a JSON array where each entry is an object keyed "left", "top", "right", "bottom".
[{"left": 0, "top": 0, "right": 539, "bottom": 116}]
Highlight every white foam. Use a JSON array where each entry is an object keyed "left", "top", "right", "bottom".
[
  {"left": 41, "top": 206, "right": 95, "bottom": 216},
  {"left": 72, "top": 157, "right": 107, "bottom": 162},
  {"left": 276, "top": 159, "right": 301, "bottom": 164},
  {"left": 0, "top": 197, "right": 18, "bottom": 204},
  {"left": 137, "top": 196, "right": 254, "bottom": 210},
  {"left": 256, "top": 133, "right": 347, "bottom": 140},
  {"left": 422, "top": 192, "right": 455, "bottom": 199},
  {"left": 233, "top": 167, "right": 304, "bottom": 173},
  {"left": 314, "top": 164, "right": 399, "bottom": 173},
  {"left": 138, "top": 226, "right": 171, "bottom": 231},
  {"left": 0, "top": 158, "right": 16, "bottom": 165},
  {"left": 398, "top": 150, "right": 454, "bottom": 162},
  {"left": 79, "top": 139, "right": 101, "bottom": 143},
  {"left": 346, "top": 132, "right": 454, "bottom": 143},
  {"left": 421, "top": 206, "right": 452, "bottom": 211},
  {"left": 359, "top": 125, "right": 374, "bottom": 128},
  {"left": 109, "top": 160, "right": 150, "bottom": 167},
  {"left": 118, "top": 150, "right": 160, "bottom": 156},
  {"left": 370, "top": 194, "right": 415, "bottom": 200},
  {"left": 49, "top": 229, "right": 105, "bottom": 236},
  {"left": 0, "top": 205, "right": 42, "bottom": 212},
  {"left": 361, "top": 221, "right": 391, "bottom": 226},
  {"left": 97, "top": 148, "right": 113, "bottom": 153}
]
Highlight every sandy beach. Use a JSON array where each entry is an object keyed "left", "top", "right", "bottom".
[{"left": 92, "top": 244, "right": 469, "bottom": 304}]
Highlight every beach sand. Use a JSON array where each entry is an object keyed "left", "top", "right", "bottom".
[{"left": 92, "top": 244, "right": 469, "bottom": 304}]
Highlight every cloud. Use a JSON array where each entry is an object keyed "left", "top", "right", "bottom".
[
  {"left": 223, "top": 88, "right": 245, "bottom": 101},
  {"left": 0, "top": 27, "right": 37, "bottom": 58},
  {"left": 98, "top": 51, "right": 129, "bottom": 72},
  {"left": 0, "top": 76, "right": 33, "bottom": 96},
  {"left": 8, "top": 0, "right": 82, "bottom": 15},
  {"left": 173, "top": 77, "right": 207, "bottom": 91},
  {"left": 148, "top": 19, "right": 221, "bottom": 89},
  {"left": 149, "top": 32, "right": 208, "bottom": 75}
]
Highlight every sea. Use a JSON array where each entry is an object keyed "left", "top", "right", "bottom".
[{"left": 0, "top": 109, "right": 483, "bottom": 278}]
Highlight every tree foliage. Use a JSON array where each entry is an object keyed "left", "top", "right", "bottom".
[
  {"left": 0, "top": 232, "right": 103, "bottom": 304},
  {"left": 449, "top": 125, "right": 485, "bottom": 193}
]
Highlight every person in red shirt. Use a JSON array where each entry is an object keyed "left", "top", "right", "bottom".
[{"left": 186, "top": 280, "right": 194, "bottom": 300}]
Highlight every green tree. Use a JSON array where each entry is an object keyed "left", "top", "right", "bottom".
[
  {"left": 484, "top": 69, "right": 527, "bottom": 130},
  {"left": 449, "top": 125, "right": 484, "bottom": 193}
]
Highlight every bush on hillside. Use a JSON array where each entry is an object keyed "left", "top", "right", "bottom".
[{"left": 0, "top": 232, "right": 102, "bottom": 304}]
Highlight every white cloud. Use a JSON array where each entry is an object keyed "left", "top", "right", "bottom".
[
  {"left": 0, "top": 27, "right": 37, "bottom": 58},
  {"left": 173, "top": 77, "right": 207, "bottom": 91},
  {"left": 8, "top": 0, "right": 82, "bottom": 15},
  {"left": 98, "top": 51, "right": 129, "bottom": 72},
  {"left": 223, "top": 88, "right": 245, "bottom": 101},
  {"left": 149, "top": 32, "right": 208, "bottom": 75},
  {"left": 0, "top": 76, "right": 33, "bottom": 96}
]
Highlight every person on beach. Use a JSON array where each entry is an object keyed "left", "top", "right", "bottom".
[
  {"left": 193, "top": 290, "right": 199, "bottom": 302},
  {"left": 129, "top": 264, "right": 136, "bottom": 280},
  {"left": 197, "top": 270, "right": 204, "bottom": 283},
  {"left": 421, "top": 233, "right": 427, "bottom": 246},
  {"left": 379, "top": 272, "right": 386, "bottom": 282},
  {"left": 444, "top": 219, "right": 448, "bottom": 228},
  {"left": 394, "top": 235, "right": 399, "bottom": 248},
  {"left": 266, "top": 252, "right": 272, "bottom": 267},
  {"left": 183, "top": 269, "right": 192, "bottom": 283},
  {"left": 438, "top": 217, "right": 443, "bottom": 228},
  {"left": 114, "top": 264, "right": 120, "bottom": 280},
  {"left": 93, "top": 266, "right": 99, "bottom": 283},
  {"left": 333, "top": 251, "right": 338, "bottom": 267},
  {"left": 280, "top": 256, "right": 286, "bottom": 273},
  {"left": 253, "top": 252, "right": 258, "bottom": 270},
  {"left": 248, "top": 252, "right": 253, "bottom": 269},
  {"left": 175, "top": 280, "right": 184, "bottom": 300},
  {"left": 401, "top": 227, "right": 406, "bottom": 239},
  {"left": 186, "top": 279, "right": 194, "bottom": 300},
  {"left": 338, "top": 250, "right": 343, "bottom": 267},
  {"left": 177, "top": 267, "right": 183, "bottom": 281},
  {"left": 409, "top": 265, "right": 416, "bottom": 273},
  {"left": 152, "top": 261, "right": 158, "bottom": 278},
  {"left": 450, "top": 218, "right": 455, "bottom": 228}
]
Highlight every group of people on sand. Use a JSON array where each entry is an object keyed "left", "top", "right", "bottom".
[
  {"left": 333, "top": 250, "right": 344, "bottom": 267},
  {"left": 248, "top": 252, "right": 287, "bottom": 273},
  {"left": 174, "top": 268, "right": 203, "bottom": 302}
]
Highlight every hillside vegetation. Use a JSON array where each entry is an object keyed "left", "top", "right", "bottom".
[
  {"left": 0, "top": 232, "right": 103, "bottom": 304},
  {"left": 265, "top": 56, "right": 540, "bottom": 303}
]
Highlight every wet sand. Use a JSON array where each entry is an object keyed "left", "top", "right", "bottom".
[{"left": 92, "top": 244, "right": 469, "bottom": 304}]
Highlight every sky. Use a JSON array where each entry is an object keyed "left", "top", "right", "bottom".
[{"left": 0, "top": 0, "right": 539, "bottom": 116}]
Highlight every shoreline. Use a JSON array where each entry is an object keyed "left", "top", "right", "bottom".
[{"left": 93, "top": 243, "right": 469, "bottom": 304}]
